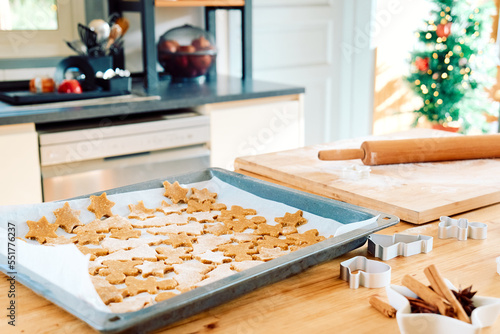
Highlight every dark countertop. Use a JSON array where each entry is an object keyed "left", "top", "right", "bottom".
[{"left": 0, "top": 76, "right": 305, "bottom": 126}]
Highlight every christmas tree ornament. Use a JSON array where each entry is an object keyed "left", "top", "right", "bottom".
[
  {"left": 436, "top": 22, "right": 452, "bottom": 37},
  {"left": 415, "top": 57, "right": 430, "bottom": 71}
]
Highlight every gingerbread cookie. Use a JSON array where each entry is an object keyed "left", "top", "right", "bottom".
[
  {"left": 223, "top": 218, "right": 258, "bottom": 233},
  {"left": 128, "top": 201, "right": 156, "bottom": 220},
  {"left": 122, "top": 276, "right": 177, "bottom": 297},
  {"left": 189, "top": 188, "right": 217, "bottom": 203},
  {"left": 156, "top": 201, "right": 187, "bottom": 215},
  {"left": 108, "top": 295, "right": 153, "bottom": 313},
  {"left": 71, "top": 230, "right": 106, "bottom": 245},
  {"left": 187, "top": 211, "right": 218, "bottom": 223},
  {"left": 95, "top": 244, "right": 158, "bottom": 264},
  {"left": 218, "top": 205, "right": 257, "bottom": 221},
  {"left": 254, "top": 236, "right": 290, "bottom": 251},
  {"left": 195, "top": 263, "right": 234, "bottom": 287},
  {"left": 53, "top": 202, "right": 83, "bottom": 233},
  {"left": 25, "top": 216, "right": 59, "bottom": 244},
  {"left": 87, "top": 192, "right": 115, "bottom": 219},
  {"left": 101, "top": 236, "right": 166, "bottom": 253},
  {"left": 130, "top": 214, "right": 190, "bottom": 228},
  {"left": 191, "top": 235, "right": 230, "bottom": 255},
  {"left": 77, "top": 245, "right": 109, "bottom": 261},
  {"left": 218, "top": 242, "right": 257, "bottom": 261},
  {"left": 161, "top": 232, "right": 196, "bottom": 248},
  {"left": 155, "top": 246, "right": 192, "bottom": 264},
  {"left": 230, "top": 233, "right": 262, "bottom": 244},
  {"left": 74, "top": 215, "right": 133, "bottom": 234},
  {"left": 275, "top": 210, "right": 307, "bottom": 228},
  {"left": 203, "top": 223, "right": 232, "bottom": 236},
  {"left": 110, "top": 228, "right": 141, "bottom": 240},
  {"left": 91, "top": 276, "right": 123, "bottom": 305},
  {"left": 253, "top": 247, "right": 290, "bottom": 261},
  {"left": 45, "top": 236, "right": 74, "bottom": 245},
  {"left": 210, "top": 203, "right": 227, "bottom": 211},
  {"left": 286, "top": 229, "right": 325, "bottom": 247},
  {"left": 147, "top": 221, "right": 204, "bottom": 236},
  {"left": 194, "top": 250, "right": 232, "bottom": 265},
  {"left": 99, "top": 260, "right": 142, "bottom": 284},
  {"left": 163, "top": 181, "right": 188, "bottom": 204},
  {"left": 254, "top": 223, "right": 283, "bottom": 238},
  {"left": 155, "top": 291, "right": 179, "bottom": 302},
  {"left": 186, "top": 200, "right": 211, "bottom": 213},
  {"left": 231, "top": 260, "right": 265, "bottom": 272},
  {"left": 135, "top": 260, "right": 172, "bottom": 278}
]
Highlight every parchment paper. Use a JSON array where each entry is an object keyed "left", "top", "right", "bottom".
[{"left": 0, "top": 176, "right": 377, "bottom": 313}]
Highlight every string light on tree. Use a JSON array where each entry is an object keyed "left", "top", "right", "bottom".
[{"left": 405, "top": 0, "right": 494, "bottom": 131}]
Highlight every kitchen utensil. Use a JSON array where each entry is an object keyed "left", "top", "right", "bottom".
[
  {"left": 339, "top": 256, "right": 392, "bottom": 289},
  {"left": 78, "top": 23, "right": 98, "bottom": 49},
  {"left": 88, "top": 19, "right": 111, "bottom": 43},
  {"left": 115, "top": 16, "right": 129, "bottom": 36},
  {"left": 64, "top": 39, "right": 87, "bottom": 56},
  {"left": 317, "top": 134, "right": 500, "bottom": 165},
  {"left": 105, "top": 23, "right": 122, "bottom": 53},
  {"left": 367, "top": 234, "right": 433, "bottom": 261},
  {"left": 438, "top": 216, "right": 487, "bottom": 240}
]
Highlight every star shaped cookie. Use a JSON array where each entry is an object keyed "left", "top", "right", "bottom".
[
  {"left": 25, "top": 216, "right": 59, "bottom": 244},
  {"left": 87, "top": 193, "right": 115, "bottom": 219}
]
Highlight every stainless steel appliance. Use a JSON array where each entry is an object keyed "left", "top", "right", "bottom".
[{"left": 38, "top": 111, "right": 210, "bottom": 201}]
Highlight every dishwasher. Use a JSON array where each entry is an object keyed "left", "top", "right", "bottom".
[{"left": 37, "top": 111, "right": 210, "bottom": 202}]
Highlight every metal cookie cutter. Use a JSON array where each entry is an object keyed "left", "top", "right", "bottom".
[
  {"left": 339, "top": 256, "right": 391, "bottom": 289},
  {"left": 497, "top": 257, "right": 500, "bottom": 275},
  {"left": 438, "top": 216, "right": 487, "bottom": 241},
  {"left": 342, "top": 164, "right": 371, "bottom": 180},
  {"left": 367, "top": 234, "right": 433, "bottom": 261}
]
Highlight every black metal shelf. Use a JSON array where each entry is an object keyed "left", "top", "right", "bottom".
[{"left": 108, "top": 0, "right": 253, "bottom": 94}]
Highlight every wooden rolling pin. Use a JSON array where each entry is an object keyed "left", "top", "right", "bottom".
[{"left": 317, "top": 134, "right": 500, "bottom": 165}]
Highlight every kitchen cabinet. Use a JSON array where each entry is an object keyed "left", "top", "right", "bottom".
[{"left": 0, "top": 123, "right": 42, "bottom": 205}]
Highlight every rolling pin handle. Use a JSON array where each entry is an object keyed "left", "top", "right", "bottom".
[{"left": 318, "top": 148, "right": 365, "bottom": 161}]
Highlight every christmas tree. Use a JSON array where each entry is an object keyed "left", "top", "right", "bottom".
[{"left": 405, "top": 0, "right": 495, "bottom": 132}]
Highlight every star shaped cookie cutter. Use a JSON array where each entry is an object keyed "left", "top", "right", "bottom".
[
  {"left": 339, "top": 256, "right": 391, "bottom": 289},
  {"left": 367, "top": 233, "right": 433, "bottom": 261},
  {"left": 438, "top": 216, "right": 487, "bottom": 241}
]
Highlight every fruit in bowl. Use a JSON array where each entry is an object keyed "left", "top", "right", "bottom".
[{"left": 157, "top": 25, "right": 217, "bottom": 79}]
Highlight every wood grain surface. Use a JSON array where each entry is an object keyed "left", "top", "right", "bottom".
[
  {"left": 1, "top": 169, "right": 500, "bottom": 334},
  {"left": 235, "top": 129, "right": 500, "bottom": 224}
]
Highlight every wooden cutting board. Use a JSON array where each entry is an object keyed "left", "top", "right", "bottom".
[{"left": 234, "top": 129, "right": 500, "bottom": 224}]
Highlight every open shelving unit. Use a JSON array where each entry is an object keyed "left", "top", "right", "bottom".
[{"left": 108, "top": 0, "right": 253, "bottom": 93}]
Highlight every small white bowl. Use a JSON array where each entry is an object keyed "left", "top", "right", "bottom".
[{"left": 386, "top": 280, "right": 500, "bottom": 334}]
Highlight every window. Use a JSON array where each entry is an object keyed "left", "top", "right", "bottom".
[{"left": 0, "top": 0, "right": 85, "bottom": 59}]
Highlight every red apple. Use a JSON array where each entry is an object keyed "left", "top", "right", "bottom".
[
  {"left": 191, "top": 36, "right": 211, "bottom": 51},
  {"left": 190, "top": 55, "right": 213, "bottom": 72},
  {"left": 58, "top": 79, "right": 82, "bottom": 94},
  {"left": 159, "top": 39, "right": 179, "bottom": 53},
  {"left": 178, "top": 45, "right": 196, "bottom": 54}
]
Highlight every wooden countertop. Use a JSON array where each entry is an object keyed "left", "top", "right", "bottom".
[{"left": 1, "top": 169, "right": 500, "bottom": 333}]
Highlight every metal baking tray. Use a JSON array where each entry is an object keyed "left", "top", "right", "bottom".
[{"left": 0, "top": 168, "right": 399, "bottom": 333}]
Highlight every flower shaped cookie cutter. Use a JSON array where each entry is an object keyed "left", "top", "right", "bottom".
[
  {"left": 438, "top": 216, "right": 487, "bottom": 241},
  {"left": 367, "top": 233, "right": 433, "bottom": 261},
  {"left": 339, "top": 256, "right": 391, "bottom": 289},
  {"left": 386, "top": 280, "right": 500, "bottom": 334}
]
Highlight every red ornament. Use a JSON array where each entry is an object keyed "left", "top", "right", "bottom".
[
  {"left": 436, "top": 22, "right": 452, "bottom": 38},
  {"left": 415, "top": 57, "right": 430, "bottom": 71}
]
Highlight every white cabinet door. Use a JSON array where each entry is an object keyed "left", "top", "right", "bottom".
[
  {"left": 0, "top": 123, "right": 42, "bottom": 205},
  {"left": 227, "top": 0, "right": 376, "bottom": 144},
  {"left": 200, "top": 95, "right": 304, "bottom": 169}
]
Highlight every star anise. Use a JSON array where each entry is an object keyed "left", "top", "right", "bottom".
[{"left": 452, "top": 285, "right": 477, "bottom": 316}]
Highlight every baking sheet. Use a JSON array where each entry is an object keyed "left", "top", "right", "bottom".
[{"left": 0, "top": 168, "right": 399, "bottom": 333}]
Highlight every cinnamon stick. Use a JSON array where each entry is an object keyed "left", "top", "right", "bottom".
[
  {"left": 402, "top": 274, "right": 454, "bottom": 317},
  {"left": 424, "top": 264, "right": 471, "bottom": 323},
  {"left": 369, "top": 295, "right": 397, "bottom": 318}
]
